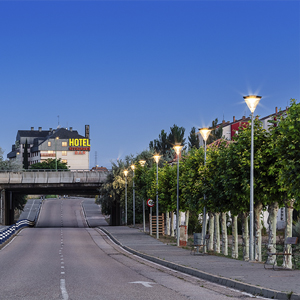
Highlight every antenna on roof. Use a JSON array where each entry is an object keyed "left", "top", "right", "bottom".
[
  {"left": 95, "top": 151, "right": 98, "bottom": 167},
  {"left": 57, "top": 115, "right": 60, "bottom": 127}
]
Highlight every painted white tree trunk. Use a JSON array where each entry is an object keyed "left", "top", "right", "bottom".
[
  {"left": 208, "top": 212, "right": 214, "bottom": 251},
  {"left": 282, "top": 199, "right": 295, "bottom": 269},
  {"left": 232, "top": 215, "right": 238, "bottom": 259},
  {"left": 171, "top": 211, "right": 175, "bottom": 237},
  {"left": 221, "top": 212, "right": 228, "bottom": 256},
  {"left": 185, "top": 210, "right": 190, "bottom": 236},
  {"left": 241, "top": 212, "right": 249, "bottom": 261},
  {"left": 266, "top": 202, "right": 279, "bottom": 265},
  {"left": 214, "top": 212, "right": 220, "bottom": 253},
  {"left": 254, "top": 202, "right": 263, "bottom": 262},
  {"left": 166, "top": 211, "right": 170, "bottom": 236}
]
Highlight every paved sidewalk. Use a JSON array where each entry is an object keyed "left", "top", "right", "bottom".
[{"left": 100, "top": 226, "right": 300, "bottom": 300}]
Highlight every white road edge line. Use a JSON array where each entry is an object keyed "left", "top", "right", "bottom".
[
  {"left": 60, "top": 279, "right": 69, "bottom": 300},
  {"left": 97, "top": 229, "right": 269, "bottom": 300}
]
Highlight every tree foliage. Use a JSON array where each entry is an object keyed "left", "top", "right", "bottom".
[{"left": 30, "top": 158, "right": 68, "bottom": 170}]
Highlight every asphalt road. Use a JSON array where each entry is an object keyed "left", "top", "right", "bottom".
[{"left": 0, "top": 198, "right": 258, "bottom": 300}]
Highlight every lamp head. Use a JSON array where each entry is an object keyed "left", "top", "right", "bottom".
[
  {"left": 123, "top": 170, "right": 128, "bottom": 177},
  {"left": 173, "top": 143, "right": 183, "bottom": 155},
  {"left": 153, "top": 154, "right": 161, "bottom": 164},
  {"left": 243, "top": 95, "right": 262, "bottom": 113},
  {"left": 55, "top": 136, "right": 59, "bottom": 140},
  {"left": 198, "top": 128, "right": 212, "bottom": 142},
  {"left": 139, "top": 160, "right": 146, "bottom": 167},
  {"left": 131, "top": 164, "right": 135, "bottom": 171}
]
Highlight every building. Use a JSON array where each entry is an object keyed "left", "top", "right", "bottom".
[{"left": 7, "top": 125, "right": 90, "bottom": 170}]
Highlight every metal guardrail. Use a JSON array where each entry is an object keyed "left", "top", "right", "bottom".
[
  {"left": 0, "top": 220, "right": 34, "bottom": 245},
  {"left": 0, "top": 201, "right": 42, "bottom": 245}
]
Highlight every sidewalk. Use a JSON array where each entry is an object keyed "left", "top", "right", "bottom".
[{"left": 100, "top": 226, "right": 300, "bottom": 300}]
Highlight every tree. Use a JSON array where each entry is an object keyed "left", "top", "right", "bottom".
[
  {"left": 23, "top": 139, "right": 29, "bottom": 169},
  {"left": 149, "top": 130, "right": 170, "bottom": 156},
  {"left": 30, "top": 158, "right": 68, "bottom": 170},
  {"left": 275, "top": 99, "right": 300, "bottom": 268},
  {"left": 188, "top": 127, "right": 200, "bottom": 150},
  {"left": 168, "top": 124, "right": 186, "bottom": 147},
  {"left": 207, "top": 118, "right": 223, "bottom": 144},
  {"left": 0, "top": 148, "right": 22, "bottom": 171}
]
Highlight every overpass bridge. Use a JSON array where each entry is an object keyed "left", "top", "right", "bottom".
[{"left": 0, "top": 170, "right": 109, "bottom": 225}]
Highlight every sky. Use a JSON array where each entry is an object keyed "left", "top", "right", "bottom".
[{"left": 0, "top": 0, "right": 299, "bottom": 169}]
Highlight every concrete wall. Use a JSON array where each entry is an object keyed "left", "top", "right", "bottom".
[{"left": 0, "top": 171, "right": 107, "bottom": 184}]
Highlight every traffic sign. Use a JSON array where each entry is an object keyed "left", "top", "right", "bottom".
[{"left": 147, "top": 198, "right": 154, "bottom": 207}]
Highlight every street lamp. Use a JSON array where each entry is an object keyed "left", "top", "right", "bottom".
[
  {"left": 131, "top": 164, "right": 136, "bottom": 227},
  {"left": 55, "top": 137, "right": 59, "bottom": 171},
  {"left": 153, "top": 154, "right": 161, "bottom": 239},
  {"left": 199, "top": 127, "right": 212, "bottom": 253},
  {"left": 124, "top": 170, "right": 128, "bottom": 225},
  {"left": 243, "top": 94, "right": 262, "bottom": 261},
  {"left": 173, "top": 143, "right": 183, "bottom": 247},
  {"left": 139, "top": 160, "right": 146, "bottom": 232}
]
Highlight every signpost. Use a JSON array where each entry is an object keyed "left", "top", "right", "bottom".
[{"left": 147, "top": 199, "right": 154, "bottom": 235}]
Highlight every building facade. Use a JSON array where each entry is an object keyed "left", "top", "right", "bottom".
[{"left": 7, "top": 125, "right": 90, "bottom": 170}]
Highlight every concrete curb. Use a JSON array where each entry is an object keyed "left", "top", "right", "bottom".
[{"left": 100, "top": 227, "right": 300, "bottom": 300}]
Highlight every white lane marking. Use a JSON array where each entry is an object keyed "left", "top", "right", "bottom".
[
  {"left": 60, "top": 279, "right": 68, "bottom": 300},
  {"left": 27, "top": 200, "right": 35, "bottom": 219},
  {"left": 130, "top": 281, "right": 156, "bottom": 287}
]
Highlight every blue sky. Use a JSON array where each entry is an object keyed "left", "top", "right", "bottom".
[{"left": 1, "top": 1, "right": 299, "bottom": 168}]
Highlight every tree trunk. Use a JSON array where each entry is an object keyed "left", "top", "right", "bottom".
[
  {"left": 283, "top": 199, "right": 295, "bottom": 269},
  {"left": 266, "top": 202, "right": 279, "bottom": 265},
  {"left": 254, "top": 202, "right": 263, "bottom": 262},
  {"left": 208, "top": 212, "right": 214, "bottom": 251},
  {"left": 232, "top": 215, "right": 238, "bottom": 259},
  {"left": 171, "top": 211, "right": 175, "bottom": 237},
  {"left": 214, "top": 212, "right": 220, "bottom": 253},
  {"left": 221, "top": 212, "right": 228, "bottom": 256},
  {"left": 241, "top": 212, "right": 249, "bottom": 261},
  {"left": 166, "top": 211, "right": 170, "bottom": 236},
  {"left": 185, "top": 210, "right": 190, "bottom": 236}
]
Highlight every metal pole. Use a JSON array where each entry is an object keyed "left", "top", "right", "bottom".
[
  {"left": 250, "top": 112, "right": 254, "bottom": 261},
  {"left": 125, "top": 176, "right": 127, "bottom": 225},
  {"left": 143, "top": 199, "right": 145, "bottom": 232},
  {"left": 202, "top": 140, "right": 207, "bottom": 252},
  {"left": 55, "top": 139, "right": 57, "bottom": 171},
  {"left": 176, "top": 153, "right": 180, "bottom": 247},
  {"left": 133, "top": 169, "right": 135, "bottom": 227},
  {"left": 156, "top": 162, "right": 159, "bottom": 239},
  {"left": 150, "top": 207, "right": 152, "bottom": 235}
]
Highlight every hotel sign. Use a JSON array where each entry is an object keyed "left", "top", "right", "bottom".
[{"left": 69, "top": 139, "right": 90, "bottom": 151}]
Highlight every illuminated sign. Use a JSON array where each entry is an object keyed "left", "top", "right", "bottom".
[{"left": 69, "top": 139, "right": 90, "bottom": 151}]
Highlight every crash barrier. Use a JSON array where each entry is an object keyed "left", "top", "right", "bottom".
[{"left": 0, "top": 201, "right": 41, "bottom": 245}]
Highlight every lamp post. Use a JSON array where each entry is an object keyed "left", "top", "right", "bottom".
[
  {"left": 243, "top": 95, "right": 261, "bottom": 261},
  {"left": 153, "top": 154, "right": 161, "bottom": 239},
  {"left": 131, "top": 164, "right": 135, "bottom": 227},
  {"left": 55, "top": 137, "right": 59, "bottom": 171},
  {"left": 139, "top": 160, "right": 146, "bottom": 232},
  {"left": 199, "top": 127, "right": 212, "bottom": 253},
  {"left": 124, "top": 170, "right": 128, "bottom": 225},
  {"left": 173, "top": 144, "right": 183, "bottom": 247}
]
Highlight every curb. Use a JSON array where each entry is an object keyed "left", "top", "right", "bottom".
[{"left": 100, "top": 227, "right": 300, "bottom": 300}]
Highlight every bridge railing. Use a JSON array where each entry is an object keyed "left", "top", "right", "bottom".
[{"left": 0, "top": 170, "right": 109, "bottom": 184}]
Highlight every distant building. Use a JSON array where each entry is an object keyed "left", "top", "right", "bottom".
[{"left": 7, "top": 125, "right": 90, "bottom": 170}]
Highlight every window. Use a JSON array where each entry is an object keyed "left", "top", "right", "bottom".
[
  {"left": 62, "top": 151, "right": 67, "bottom": 156},
  {"left": 62, "top": 159, "right": 67, "bottom": 164},
  {"left": 48, "top": 141, "right": 51, "bottom": 147},
  {"left": 62, "top": 142, "right": 67, "bottom": 147},
  {"left": 48, "top": 150, "right": 54, "bottom": 154}
]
